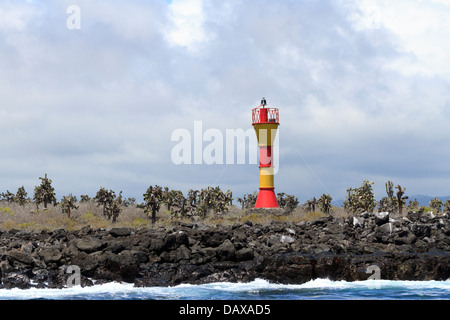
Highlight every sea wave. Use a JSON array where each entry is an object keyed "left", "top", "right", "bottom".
[{"left": 0, "top": 278, "right": 449, "bottom": 300}]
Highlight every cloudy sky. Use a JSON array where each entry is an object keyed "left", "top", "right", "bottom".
[{"left": 1, "top": 0, "right": 450, "bottom": 203}]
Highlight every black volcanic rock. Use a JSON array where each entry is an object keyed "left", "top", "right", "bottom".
[
  {"left": 74, "top": 236, "right": 104, "bottom": 253},
  {"left": 0, "top": 213, "right": 449, "bottom": 288},
  {"left": 109, "top": 227, "right": 132, "bottom": 237}
]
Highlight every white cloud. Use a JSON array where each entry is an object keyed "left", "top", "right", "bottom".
[
  {"left": 0, "top": 2, "right": 36, "bottom": 32},
  {"left": 351, "top": 0, "right": 450, "bottom": 78},
  {"left": 165, "top": 0, "right": 213, "bottom": 52}
]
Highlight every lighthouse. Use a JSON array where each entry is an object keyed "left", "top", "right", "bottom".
[{"left": 252, "top": 98, "right": 279, "bottom": 208}]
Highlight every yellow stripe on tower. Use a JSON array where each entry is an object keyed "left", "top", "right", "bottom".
[
  {"left": 254, "top": 123, "right": 279, "bottom": 147},
  {"left": 259, "top": 167, "right": 275, "bottom": 188}
]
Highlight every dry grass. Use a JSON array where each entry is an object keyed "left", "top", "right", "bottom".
[
  {"left": 0, "top": 201, "right": 153, "bottom": 231},
  {"left": 0, "top": 201, "right": 348, "bottom": 231}
]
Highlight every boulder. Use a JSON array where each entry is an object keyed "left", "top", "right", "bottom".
[
  {"left": 285, "top": 228, "right": 296, "bottom": 235},
  {"left": 394, "top": 232, "right": 416, "bottom": 245},
  {"left": 1, "top": 272, "right": 31, "bottom": 289},
  {"left": 75, "top": 237, "right": 104, "bottom": 253},
  {"left": 175, "top": 231, "right": 190, "bottom": 247},
  {"left": 71, "top": 252, "right": 100, "bottom": 276},
  {"left": 39, "top": 248, "right": 63, "bottom": 264},
  {"left": 105, "top": 239, "right": 127, "bottom": 254},
  {"left": 236, "top": 248, "right": 254, "bottom": 261},
  {"left": 20, "top": 242, "right": 34, "bottom": 254},
  {"left": 109, "top": 228, "right": 131, "bottom": 237},
  {"left": 149, "top": 238, "right": 165, "bottom": 253},
  {"left": 420, "top": 211, "right": 435, "bottom": 222},
  {"left": 98, "top": 250, "right": 140, "bottom": 282},
  {"left": 51, "top": 229, "right": 68, "bottom": 240},
  {"left": 280, "top": 235, "right": 295, "bottom": 244},
  {"left": 217, "top": 239, "right": 236, "bottom": 261},
  {"left": 318, "top": 234, "right": 333, "bottom": 243},
  {"left": 200, "top": 247, "right": 217, "bottom": 262},
  {"left": 360, "top": 211, "right": 370, "bottom": 219},
  {"left": 163, "top": 234, "right": 177, "bottom": 251},
  {"left": 375, "top": 222, "right": 394, "bottom": 243},
  {"left": 176, "top": 245, "right": 191, "bottom": 262},
  {"left": 202, "top": 231, "right": 230, "bottom": 247},
  {"left": 411, "top": 223, "right": 432, "bottom": 238},
  {"left": 7, "top": 250, "right": 34, "bottom": 265},
  {"left": 374, "top": 212, "right": 390, "bottom": 226},
  {"left": 352, "top": 216, "right": 364, "bottom": 228}
]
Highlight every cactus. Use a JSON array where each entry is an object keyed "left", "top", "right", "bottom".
[
  {"left": 139, "top": 185, "right": 163, "bottom": 226},
  {"left": 196, "top": 186, "right": 229, "bottom": 216},
  {"left": 305, "top": 197, "right": 317, "bottom": 212},
  {"left": 162, "top": 187, "right": 184, "bottom": 211},
  {"left": 108, "top": 198, "right": 122, "bottom": 223},
  {"left": 167, "top": 189, "right": 187, "bottom": 216},
  {"left": 429, "top": 197, "right": 443, "bottom": 213},
  {"left": 80, "top": 195, "right": 91, "bottom": 203},
  {"left": 386, "top": 180, "right": 395, "bottom": 199},
  {"left": 344, "top": 180, "right": 376, "bottom": 214},
  {"left": 1, "top": 190, "right": 15, "bottom": 203},
  {"left": 285, "top": 194, "right": 299, "bottom": 212},
  {"left": 378, "top": 181, "right": 408, "bottom": 215},
  {"left": 379, "top": 181, "right": 394, "bottom": 212},
  {"left": 187, "top": 189, "right": 199, "bottom": 207},
  {"left": 237, "top": 195, "right": 246, "bottom": 209},
  {"left": 237, "top": 192, "right": 258, "bottom": 209},
  {"left": 395, "top": 184, "right": 408, "bottom": 216},
  {"left": 379, "top": 180, "right": 397, "bottom": 212},
  {"left": 318, "top": 194, "right": 333, "bottom": 214},
  {"left": 167, "top": 186, "right": 232, "bottom": 217},
  {"left": 123, "top": 197, "right": 136, "bottom": 207},
  {"left": 33, "top": 174, "right": 57, "bottom": 209},
  {"left": 277, "top": 192, "right": 287, "bottom": 208},
  {"left": 443, "top": 200, "right": 450, "bottom": 214},
  {"left": 61, "top": 194, "right": 79, "bottom": 218},
  {"left": 343, "top": 188, "right": 354, "bottom": 213},
  {"left": 94, "top": 187, "right": 115, "bottom": 217},
  {"left": 225, "top": 190, "right": 233, "bottom": 206},
  {"left": 94, "top": 188, "right": 121, "bottom": 222},
  {"left": 407, "top": 198, "right": 420, "bottom": 211},
  {"left": 15, "top": 186, "right": 28, "bottom": 206},
  {"left": 277, "top": 193, "right": 299, "bottom": 212}
]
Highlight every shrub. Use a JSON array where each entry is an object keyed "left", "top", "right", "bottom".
[{"left": 0, "top": 207, "right": 14, "bottom": 215}]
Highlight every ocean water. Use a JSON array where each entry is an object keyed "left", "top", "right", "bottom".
[{"left": 0, "top": 278, "right": 448, "bottom": 300}]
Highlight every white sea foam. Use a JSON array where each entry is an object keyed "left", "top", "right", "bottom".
[{"left": 0, "top": 278, "right": 448, "bottom": 300}]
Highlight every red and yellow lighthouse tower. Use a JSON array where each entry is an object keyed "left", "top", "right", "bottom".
[{"left": 252, "top": 98, "right": 279, "bottom": 208}]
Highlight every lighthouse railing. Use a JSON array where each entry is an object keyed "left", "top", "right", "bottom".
[{"left": 252, "top": 107, "right": 279, "bottom": 124}]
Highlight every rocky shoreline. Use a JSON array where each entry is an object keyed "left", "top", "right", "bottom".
[{"left": 0, "top": 210, "right": 449, "bottom": 289}]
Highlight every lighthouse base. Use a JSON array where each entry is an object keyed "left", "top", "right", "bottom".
[{"left": 255, "top": 188, "right": 279, "bottom": 208}]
